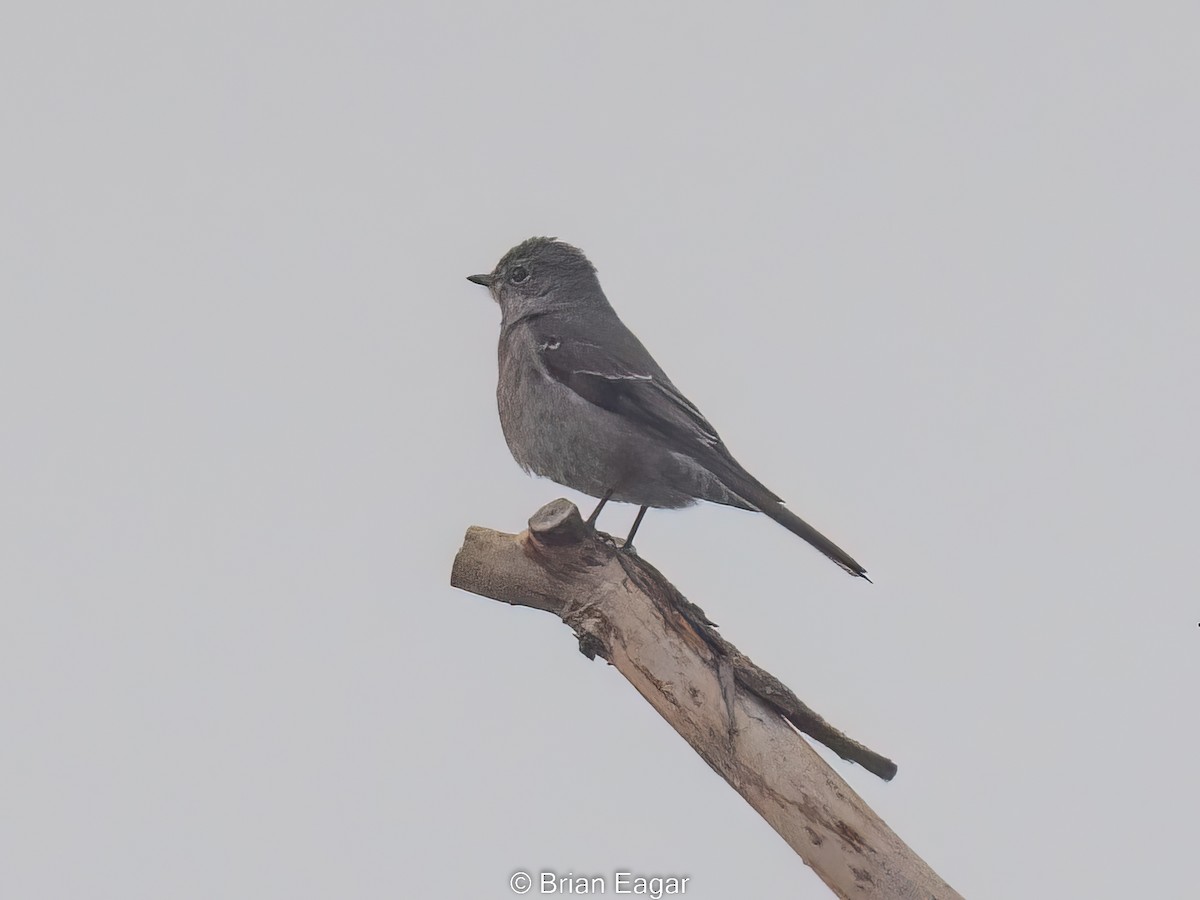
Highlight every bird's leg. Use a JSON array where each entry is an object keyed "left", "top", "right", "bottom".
[
  {"left": 622, "top": 506, "right": 649, "bottom": 550},
  {"left": 586, "top": 490, "right": 614, "bottom": 527}
]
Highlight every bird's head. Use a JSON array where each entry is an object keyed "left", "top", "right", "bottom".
[{"left": 467, "top": 237, "right": 602, "bottom": 323}]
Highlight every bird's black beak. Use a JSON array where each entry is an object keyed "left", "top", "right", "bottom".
[{"left": 466, "top": 273, "right": 494, "bottom": 287}]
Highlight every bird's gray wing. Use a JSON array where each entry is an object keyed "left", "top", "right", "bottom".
[
  {"left": 536, "top": 335, "right": 716, "bottom": 444},
  {"left": 533, "top": 329, "right": 783, "bottom": 503}
]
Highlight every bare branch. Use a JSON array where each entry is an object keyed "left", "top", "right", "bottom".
[{"left": 451, "top": 499, "right": 962, "bottom": 900}]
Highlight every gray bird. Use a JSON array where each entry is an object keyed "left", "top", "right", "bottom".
[{"left": 467, "top": 237, "right": 868, "bottom": 579}]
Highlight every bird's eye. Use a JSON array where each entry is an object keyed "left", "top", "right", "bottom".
[{"left": 509, "top": 266, "right": 529, "bottom": 284}]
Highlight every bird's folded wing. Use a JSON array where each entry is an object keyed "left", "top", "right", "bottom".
[
  {"left": 537, "top": 332, "right": 761, "bottom": 468},
  {"left": 533, "top": 328, "right": 784, "bottom": 505}
]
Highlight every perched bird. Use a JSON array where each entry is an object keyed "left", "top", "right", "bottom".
[{"left": 467, "top": 237, "right": 868, "bottom": 579}]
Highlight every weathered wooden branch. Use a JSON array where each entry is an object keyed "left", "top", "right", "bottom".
[{"left": 451, "top": 499, "right": 961, "bottom": 900}]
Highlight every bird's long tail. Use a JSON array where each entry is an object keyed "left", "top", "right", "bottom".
[
  {"left": 757, "top": 498, "right": 870, "bottom": 580},
  {"left": 699, "top": 451, "right": 870, "bottom": 579}
]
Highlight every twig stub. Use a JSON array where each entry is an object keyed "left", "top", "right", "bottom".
[{"left": 528, "top": 498, "right": 589, "bottom": 546}]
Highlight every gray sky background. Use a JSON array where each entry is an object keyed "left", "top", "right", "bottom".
[{"left": 3, "top": 3, "right": 1198, "bottom": 898}]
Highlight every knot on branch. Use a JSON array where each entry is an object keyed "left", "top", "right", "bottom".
[{"left": 527, "top": 498, "right": 590, "bottom": 546}]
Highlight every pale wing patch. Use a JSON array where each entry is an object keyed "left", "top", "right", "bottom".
[
  {"left": 576, "top": 370, "right": 654, "bottom": 381},
  {"left": 538, "top": 340, "right": 561, "bottom": 351}
]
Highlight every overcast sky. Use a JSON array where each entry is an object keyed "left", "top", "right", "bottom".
[{"left": 3, "top": 3, "right": 1198, "bottom": 898}]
